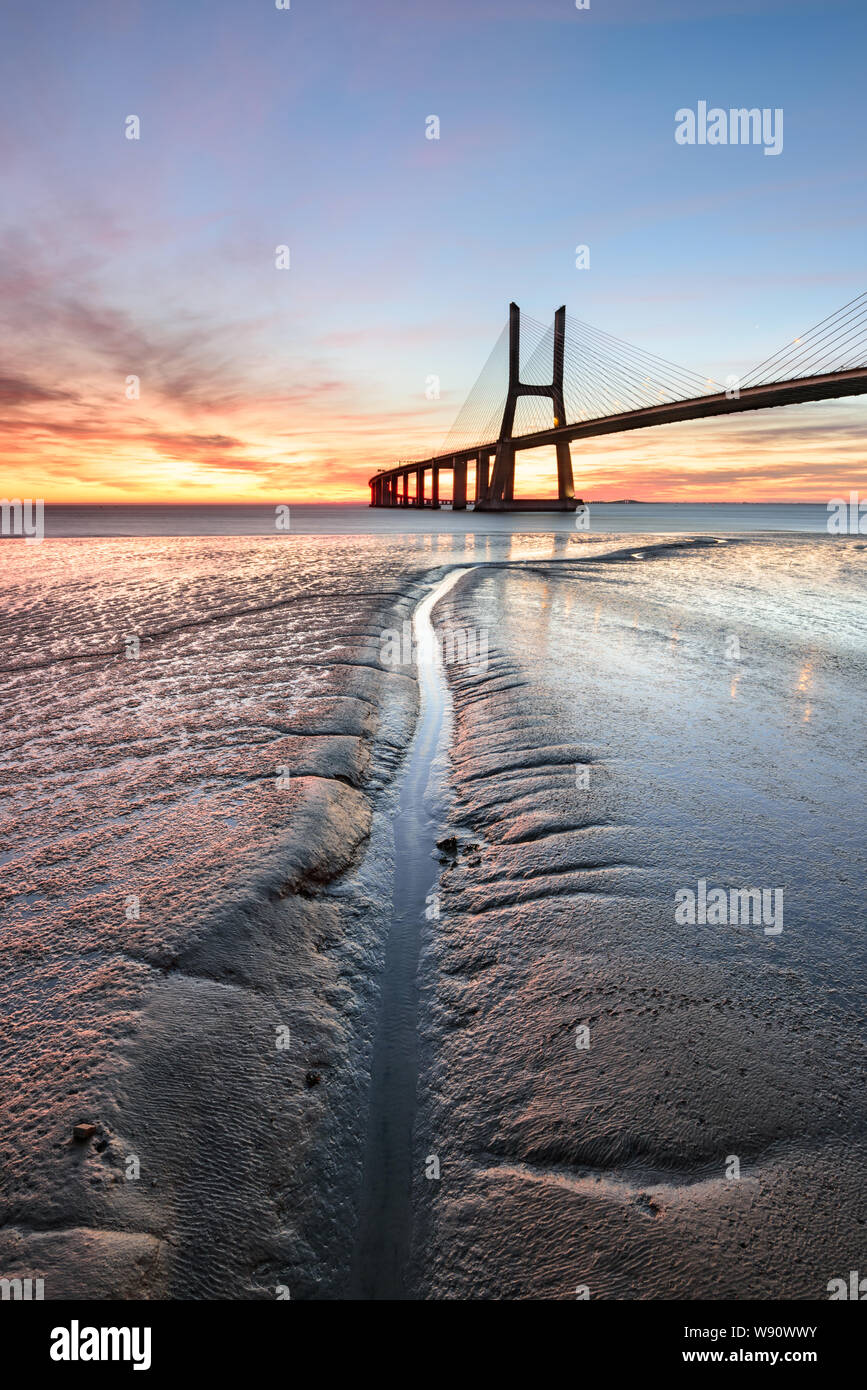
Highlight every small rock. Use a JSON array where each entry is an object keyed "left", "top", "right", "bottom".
[
  {"left": 73, "top": 1124, "right": 97, "bottom": 1143},
  {"left": 634, "top": 1191, "right": 661, "bottom": 1217},
  {"left": 305, "top": 1071, "right": 321, "bottom": 1088}
]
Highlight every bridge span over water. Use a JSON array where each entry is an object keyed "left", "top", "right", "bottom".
[{"left": 369, "top": 293, "right": 867, "bottom": 511}]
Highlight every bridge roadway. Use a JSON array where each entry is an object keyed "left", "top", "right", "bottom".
[{"left": 369, "top": 365, "right": 867, "bottom": 510}]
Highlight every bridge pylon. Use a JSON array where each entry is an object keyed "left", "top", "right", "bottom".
[{"left": 479, "top": 302, "right": 578, "bottom": 511}]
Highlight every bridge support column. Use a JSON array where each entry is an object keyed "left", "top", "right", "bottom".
[
  {"left": 484, "top": 301, "right": 521, "bottom": 508},
  {"left": 453, "top": 458, "right": 467, "bottom": 509},
  {"left": 476, "top": 302, "right": 577, "bottom": 511},
  {"left": 556, "top": 440, "right": 575, "bottom": 503},
  {"left": 552, "top": 307, "right": 575, "bottom": 503},
  {"left": 487, "top": 440, "right": 514, "bottom": 508},
  {"left": 476, "top": 452, "right": 490, "bottom": 503},
  {"left": 371, "top": 303, "right": 585, "bottom": 511}
]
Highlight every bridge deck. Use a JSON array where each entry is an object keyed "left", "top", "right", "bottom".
[{"left": 370, "top": 366, "right": 867, "bottom": 489}]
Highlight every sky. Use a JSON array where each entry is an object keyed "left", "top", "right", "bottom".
[{"left": 1, "top": 0, "right": 865, "bottom": 503}]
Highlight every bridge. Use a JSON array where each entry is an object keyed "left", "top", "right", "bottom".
[{"left": 369, "top": 291, "right": 867, "bottom": 510}]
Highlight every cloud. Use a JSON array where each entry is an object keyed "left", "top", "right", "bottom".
[{"left": 0, "top": 374, "right": 77, "bottom": 406}]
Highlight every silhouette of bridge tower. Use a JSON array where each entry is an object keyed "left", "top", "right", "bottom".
[{"left": 484, "top": 302, "right": 576, "bottom": 510}]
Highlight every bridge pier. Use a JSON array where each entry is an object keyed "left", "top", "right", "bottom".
[
  {"left": 477, "top": 304, "right": 578, "bottom": 511},
  {"left": 371, "top": 303, "right": 578, "bottom": 511},
  {"left": 503, "top": 447, "right": 514, "bottom": 503},
  {"left": 553, "top": 309, "right": 575, "bottom": 502},
  {"left": 453, "top": 458, "right": 467, "bottom": 509},
  {"left": 476, "top": 452, "right": 490, "bottom": 504},
  {"left": 486, "top": 440, "right": 513, "bottom": 507},
  {"left": 556, "top": 440, "right": 575, "bottom": 503}
]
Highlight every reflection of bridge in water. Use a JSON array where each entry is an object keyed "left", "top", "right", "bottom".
[{"left": 369, "top": 292, "right": 867, "bottom": 512}]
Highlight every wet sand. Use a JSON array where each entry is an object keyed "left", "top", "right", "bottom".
[
  {"left": 2, "top": 532, "right": 864, "bottom": 1299},
  {"left": 412, "top": 537, "right": 866, "bottom": 1298},
  {"left": 0, "top": 535, "right": 429, "bottom": 1298}
]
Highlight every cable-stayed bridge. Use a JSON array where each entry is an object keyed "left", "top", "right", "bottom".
[{"left": 369, "top": 291, "right": 867, "bottom": 510}]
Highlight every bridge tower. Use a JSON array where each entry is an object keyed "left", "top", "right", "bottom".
[{"left": 480, "top": 302, "right": 577, "bottom": 511}]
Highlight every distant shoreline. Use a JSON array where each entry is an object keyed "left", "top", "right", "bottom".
[{"left": 30, "top": 505, "right": 839, "bottom": 517}]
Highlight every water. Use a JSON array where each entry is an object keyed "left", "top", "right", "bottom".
[
  {"left": 24, "top": 502, "right": 846, "bottom": 538},
  {"left": 349, "top": 569, "right": 468, "bottom": 1299}
]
